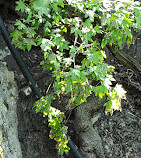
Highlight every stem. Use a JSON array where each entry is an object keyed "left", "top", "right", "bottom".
[{"left": 73, "top": 36, "right": 77, "bottom": 68}]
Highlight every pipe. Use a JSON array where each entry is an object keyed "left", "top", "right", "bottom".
[
  {"left": 0, "top": 16, "right": 84, "bottom": 158},
  {"left": 68, "top": 137, "right": 84, "bottom": 158}
]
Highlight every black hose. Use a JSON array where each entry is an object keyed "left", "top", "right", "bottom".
[
  {"left": 0, "top": 16, "right": 84, "bottom": 158},
  {"left": 68, "top": 138, "right": 84, "bottom": 158}
]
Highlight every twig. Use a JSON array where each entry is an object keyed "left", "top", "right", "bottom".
[
  {"left": 46, "top": 83, "right": 52, "bottom": 94},
  {"left": 127, "top": 112, "right": 140, "bottom": 120},
  {"left": 73, "top": 36, "right": 77, "bottom": 68}
]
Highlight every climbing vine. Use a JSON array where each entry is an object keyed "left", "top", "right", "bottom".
[{"left": 11, "top": 0, "right": 141, "bottom": 157}]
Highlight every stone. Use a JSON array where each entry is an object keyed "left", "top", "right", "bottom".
[
  {"left": 75, "top": 95, "right": 105, "bottom": 158},
  {"left": 0, "top": 35, "right": 22, "bottom": 158}
]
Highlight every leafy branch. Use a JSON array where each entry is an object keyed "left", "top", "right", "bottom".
[{"left": 11, "top": 0, "right": 141, "bottom": 156}]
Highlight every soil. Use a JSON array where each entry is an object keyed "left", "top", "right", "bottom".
[
  {"left": 100, "top": 42, "right": 141, "bottom": 158},
  {"left": 0, "top": 1, "right": 141, "bottom": 158}
]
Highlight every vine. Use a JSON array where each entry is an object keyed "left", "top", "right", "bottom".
[{"left": 11, "top": 0, "right": 141, "bottom": 157}]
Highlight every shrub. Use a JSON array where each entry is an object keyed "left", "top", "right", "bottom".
[{"left": 11, "top": 0, "right": 141, "bottom": 156}]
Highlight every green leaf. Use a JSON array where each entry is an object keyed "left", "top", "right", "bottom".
[
  {"left": 82, "top": 19, "right": 92, "bottom": 27},
  {"left": 94, "top": 64, "right": 108, "bottom": 80},
  {"left": 27, "top": 44, "right": 32, "bottom": 51},
  {"left": 62, "top": 27, "right": 67, "bottom": 33},
  {"left": 34, "top": 0, "right": 50, "bottom": 17},
  {"left": 80, "top": 71, "right": 87, "bottom": 82},
  {"left": 95, "top": 85, "right": 108, "bottom": 99},
  {"left": 65, "top": 81, "right": 72, "bottom": 93},
  {"left": 11, "top": 30, "right": 23, "bottom": 38},
  {"left": 57, "top": 3, "right": 64, "bottom": 8},
  {"left": 101, "top": 38, "right": 108, "bottom": 49},
  {"left": 15, "top": 20, "right": 26, "bottom": 30},
  {"left": 69, "top": 46, "right": 78, "bottom": 57},
  {"left": 40, "top": 38, "right": 54, "bottom": 51},
  {"left": 16, "top": 0, "right": 26, "bottom": 12},
  {"left": 71, "top": 27, "right": 81, "bottom": 37},
  {"left": 76, "top": 95, "right": 83, "bottom": 105},
  {"left": 72, "top": 69, "right": 80, "bottom": 77},
  {"left": 123, "top": 34, "right": 127, "bottom": 42},
  {"left": 94, "top": 25, "right": 102, "bottom": 33},
  {"left": 124, "top": 18, "right": 132, "bottom": 24}
]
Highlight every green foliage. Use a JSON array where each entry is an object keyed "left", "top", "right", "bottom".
[
  {"left": 11, "top": 0, "right": 141, "bottom": 156},
  {"left": 34, "top": 95, "right": 70, "bottom": 156}
]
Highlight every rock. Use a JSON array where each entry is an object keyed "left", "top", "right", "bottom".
[
  {"left": 0, "top": 134, "right": 4, "bottom": 158},
  {"left": 75, "top": 95, "right": 105, "bottom": 158},
  {"left": 91, "top": 113, "right": 101, "bottom": 125},
  {"left": 20, "top": 86, "right": 32, "bottom": 96},
  {"left": 0, "top": 38, "right": 22, "bottom": 158}
]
